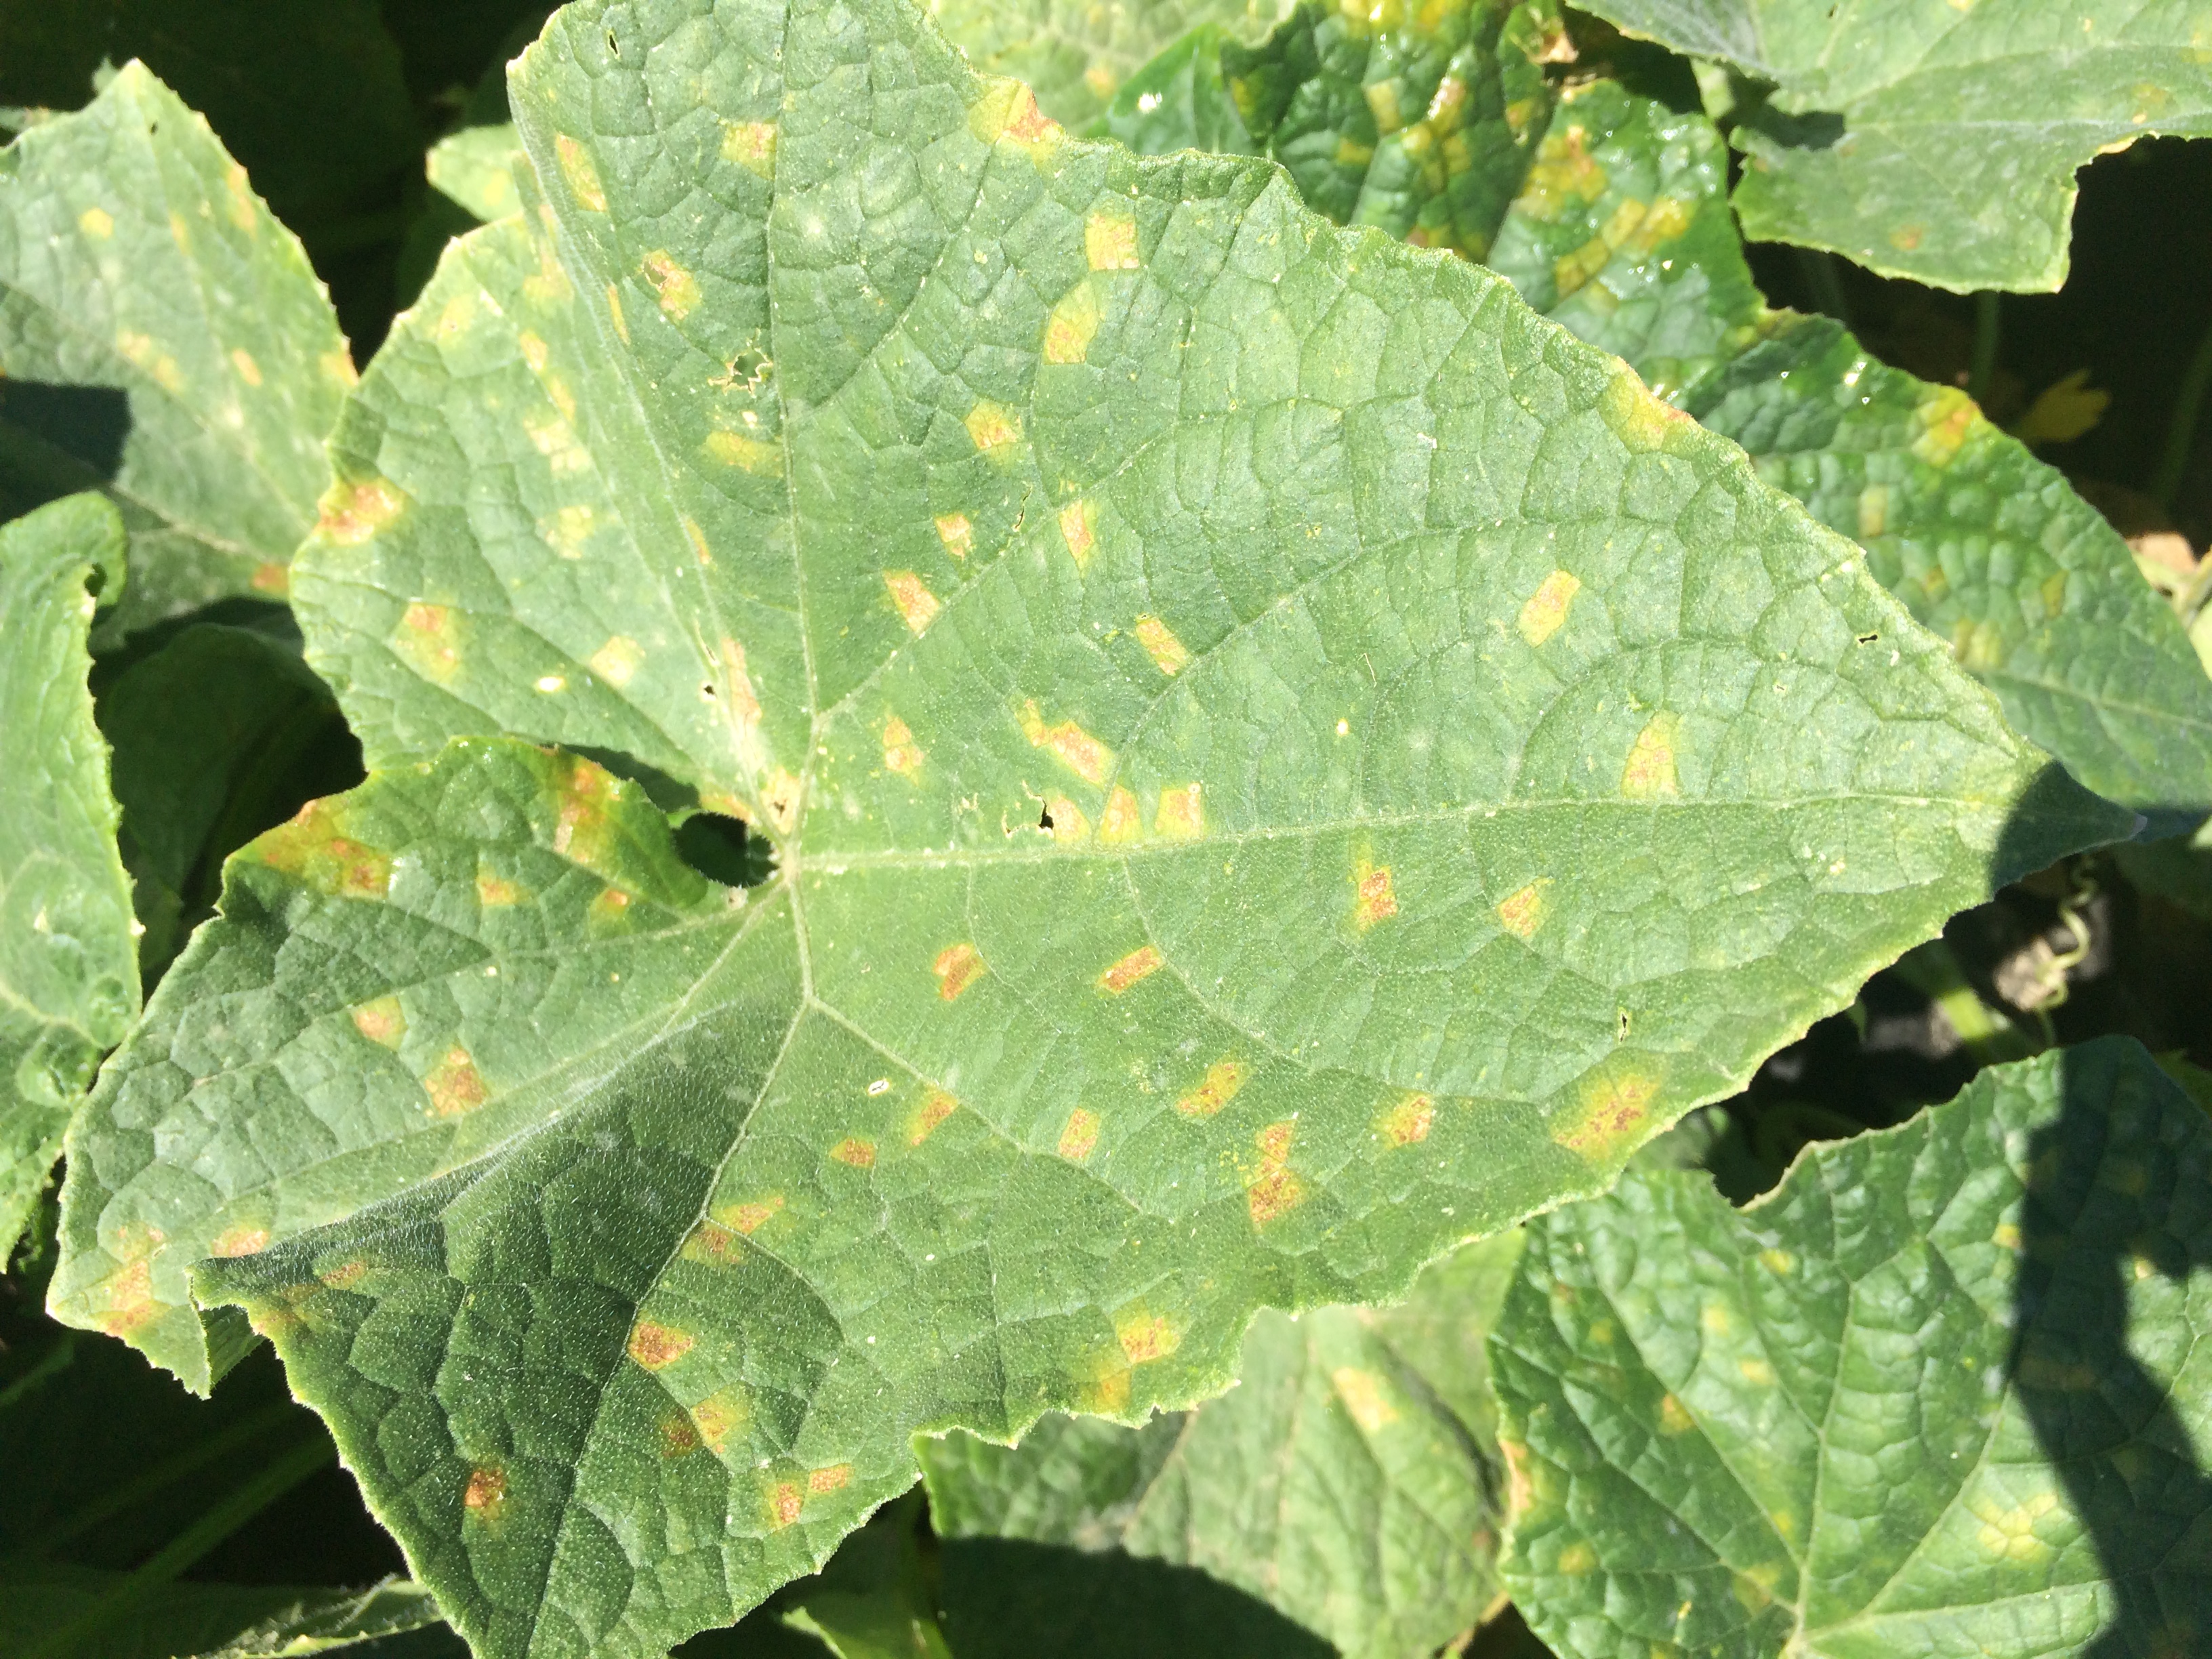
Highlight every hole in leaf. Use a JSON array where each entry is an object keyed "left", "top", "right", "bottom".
[
  {"left": 673, "top": 811, "right": 773, "bottom": 888},
  {"left": 1038, "top": 804, "right": 1054, "bottom": 832},
  {"left": 1856, "top": 630, "right": 1880, "bottom": 644}
]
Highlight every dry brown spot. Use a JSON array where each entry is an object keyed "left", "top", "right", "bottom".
[
  {"left": 1100, "top": 787, "right": 1142, "bottom": 843},
  {"left": 1057, "top": 1107, "right": 1101, "bottom": 1162},
  {"left": 1516, "top": 570, "right": 1580, "bottom": 646},
  {"left": 660, "top": 1413, "right": 702, "bottom": 1456},
  {"left": 423, "top": 1046, "right": 489, "bottom": 1119},
  {"left": 1377, "top": 1093, "right": 1433, "bottom": 1147},
  {"left": 830, "top": 1136, "right": 877, "bottom": 1169},
  {"left": 1115, "top": 1307, "right": 1182, "bottom": 1366},
  {"left": 1556, "top": 1067, "right": 1662, "bottom": 1158},
  {"left": 1153, "top": 783, "right": 1204, "bottom": 840},
  {"left": 589, "top": 888, "right": 635, "bottom": 928},
  {"left": 316, "top": 476, "right": 406, "bottom": 546},
  {"left": 681, "top": 1220, "right": 744, "bottom": 1267},
  {"left": 641, "top": 249, "right": 701, "bottom": 320},
  {"left": 628, "top": 1319, "right": 695, "bottom": 1370},
  {"left": 1496, "top": 880, "right": 1549, "bottom": 941},
  {"left": 1058, "top": 499, "right": 1097, "bottom": 568},
  {"left": 720, "top": 1195, "right": 784, "bottom": 1235},
  {"left": 808, "top": 1463, "right": 853, "bottom": 1495},
  {"left": 476, "top": 866, "right": 524, "bottom": 907},
  {"left": 882, "top": 570, "right": 941, "bottom": 634},
  {"left": 906, "top": 1090, "right": 957, "bottom": 1145},
  {"left": 933, "top": 942, "right": 986, "bottom": 1001},
  {"left": 1247, "top": 1120, "right": 1307, "bottom": 1225},
  {"left": 1097, "top": 945, "right": 1164, "bottom": 995},
  {"left": 464, "top": 1465, "right": 506, "bottom": 1517},
  {"left": 352, "top": 996, "right": 406, "bottom": 1048},
  {"left": 1176, "top": 1059, "right": 1245, "bottom": 1119},
  {"left": 769, "top": 1481, "right": 804, "bottom": 1528},
  {"left": 1353, "top": 861, "right": 1397, "bottom": 929},
  {"left": 1019, "top": 700, "right": 1113, "bottom": 785}
]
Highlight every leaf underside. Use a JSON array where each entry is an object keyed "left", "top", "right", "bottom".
[
  {"left": 1576, "top": 0, "right": 2212, "bottom": 292},
  {"left": 1493, "top": 1034, "right": 2212, "bottom": 1659},
  {"left": 0, "top": 493, "right": 136, "bottom": 1262},
  {"left": 50, "top": 0, "right": 2120, "bottom": 1654}
]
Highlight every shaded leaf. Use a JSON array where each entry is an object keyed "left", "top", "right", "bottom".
[
  {"left": 0, "top": 493, "right": 135, "bottom": 1262},
  {"left": 52, "top": 0, "right": 2120, "bottom": 1652},
  {"left": 0, "top": 1569, "right": 454, "bottom": 1659},
  {"left": 920, "top": 1231, "right": 1523, "bottom": 1658},
  {"left": 1574, "top": 0, "right": 2212, "bottom": 292},
  {"left": 0, "top": 64, "right": 352, "bottom": 639},
  {"left": 1492, "top": 1035, "right": 2212, "bottom": 1659},
  {"left": 427, "top": 125, "right": 526, "bottom": 224}
]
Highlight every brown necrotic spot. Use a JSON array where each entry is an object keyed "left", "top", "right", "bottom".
[
  {"left": 830, "top": 1136, "right": 877, "bottom": 1169},
  {"left": 933, "top": 942, "right": 986, "bottom": 1000},
  {"left": 351, "top": 996, "right": 406, "bottom": 1048},
  {"left": 1175, "top": 1060, "right": 1244, "bottom": 1119},
  {"left": 1097, "top": 945, "right": 1164, "bottom": 995},
  {"left": 463, "top": 1465, "right": 506, "bottom": 1519},
  {"left": 628, "top": 1319, "right": 695, "bottom": 1370},
  {"left": 1246, "top": 1121, "right": 1307, "bottom": 1225},
  {"left": 422, "top": 1046, "right": 489, "bottom": 1118},
  {"left": 1057, "top": 1107, "right": 1101, "bottom": 1162},
  {"left": 906, "top": 1090, "right": 957, "bottom": 1145},
  {"left": 1353, "top": 860, "right": 1397, "bottom": 929},
  {"left": 1376, "top": 1093, "right": 1433, "bottom": 1147}
]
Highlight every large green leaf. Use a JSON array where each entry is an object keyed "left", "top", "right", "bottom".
[
  {"left": 928, "top": 0, "right": 1288, "bottom": 130},
  {"left": 1572, "top": 0, "right": 2212, "bottom": 292},
  {"left": 0, "top": 64, "right": 353, "bottom": 639},
  {"left": 1490, "top": 1034, "right": 2212, "bottom": 1658},
  {"left": 0, "top": 493, "right": 136, "bottom": 1263},
  {"left": 921, "top": 1231, "right": 1523, "bottom": 1658},
  {"left": 1102, "top": 24, "right": 2212, "bottom": 813},
  {"left": 49, "top": 0, "right": 2122, "bottom": 1649}
]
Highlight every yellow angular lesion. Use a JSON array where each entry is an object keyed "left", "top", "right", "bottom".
[
  {"left": 555, "top": 134, "right": 607, "bottom": 211},
  {"left": 589, "top": 635, "right": 644, "bottom": 688},
  {"left": 1911, "top": 385, "right": 1982, "bottom": 466},
  {"left": 1246, "top": 1120, "right": 1307, "bottom": 1225},
  {"left": 882, "top": 570, "right": 942, "bottom": 634},
  {"left": 541, "top": 503, "right": 600, "bottom": 559},
  {"left": 463, "top": 1466, "right": 508, "bottom": 1521},
  {"left": 627, "top": 1319, "right": 695, "bottom": 1370},
  {"left": 935, "top": 512, "right": 974, "bottom": 560},
  {"left": 1043, "top": 279, "right": 1102, "bottom": 365},
  {"left": 1099, "top": 787, "right": 1141, "bottom": 843},
  {"left": 1098, "top": 945, "right": 1164, "bottom": 995},
  {"left": 79, "top": 205, "right": 115, "bottom": 239},
  {"left": 933, "top": 942, "right": 986, "bottom": 1001},
  {"left": 115, "top": 329, "right": 184, "bottom": 394},
  {"left": 704, "top": 428, "right": 781, "bottom": 474},
  {"left": 1353, "top": 859, "right": 1397, "bottom": 929},
  {"left": 968, "top": 77, "right": 1063, "bottom": 163},
  {"left": 1971, "top": 1490, "right": 2061, "bottom": 1563},
  {"left": 1555, "top": 1065, "right": 1663, "bottom": 1159},
  {"left": 526, "top": 409, "right": 592, "bottom": 474},
  {"left": 1332, "top": 1367, "right": 1398, "bottom": 1433},
  {"left": 250, "top": 799, "right": 395, "bottom": 900},
  {"left": 1496, "top": 879, "right": 1551, "bottom": 941},
  {"left": 223, "top": 161, "right": 258, "bottom": 232},
  {"left": 1376, "top": 1092, "right": 1433, "bottom": 1146},
  {"left": 641, "top": 249, "right": 702, "bottom": 320},
  {"left": 1514, "top": 124, "right": 1607, "bottom": 222},
  {"left": 390, "top": 602, "right": 464, "bottom": 683},
  {"left": 1602, "top": 369, "right": 1694, "bottom": 453},
  {"left": 965, "top": 398, "right": 1023, "bottom": 456},
  {"left": 422, "top": 1045, "right": 489, "bottom": 1118},
  {"left": 1858, "top": 485, "right": 1889, "bottom": 539},
  {"left": 1044, "top": 795, "right": 1090, "bottom": 843},
  {"left": 830, "top": 1136, "right": 877, "bottom": 1168},
  {"left": 1114, "top": 1305, "right": 1183, "bottom": 1365},
  {"left": 211, "top": 1224, "right": 270, "bottom": 1258},
  {"left": 691, "top": 1387, "right": 749, "bottom": 1450},
  {"left": 1620, "top": 712, "right": 1680, "bottom": 799},
  {"left": 1057, "top": 1107, "right": 1101, "bottom": 1162},
  {"left": 352, "top": 996, "right": 407, "bottom": 1048},
  {"left": 1134, "top": 615, "right": 1191, "bottom": 675},
  {"left": 588, "top": 887, "right": 635, "bottom": 927},
  {"left": 1085, "top": 209, "right": 1139, "bottom": 271},
  {"left": 1020, "top": 700, "right": 1113, "bottom": 785},
  {"left": 228, "top": 348, "right": 263, "bottom": 388},
  {"left": 907, "top": 1090, "right": 958, "bottom": 1145},
  {"left": 721, "top": 119, "right": 777, "bottom": 176},
  {"left": 1658, "top": 1393, "right": 1694, "bottom": 1435},
  {"left": 1517, "top": 570, "right": 1581, "bottom": 646},
  {"left": 1154, "top": 782, "right": 1204, "bottom": 840},
  {"left": 1059, "top": 499, "right": 1097, "bottom": 569},
  {"left": 1176, "top": 1059, "right": 1245, "bottom": 1119},
  {"left": 882, "top": 714, "right": 924, "bottom": 779},
  {"left": 716, "top": 1194, "right": 785, "bottom": 1235}
]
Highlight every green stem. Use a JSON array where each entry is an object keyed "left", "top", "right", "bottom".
[
  {"left": 1794, "top": 247, "right": 1851, "bottom": 327},
  {"left": 20, "top": 1434, "right": 334, "bottom": 1659},
  {"left": 1889, "top": 939, "right": 2039, "bottom": 1067},
  {"left": 1968, "top": 291, "right": 2001, "bottom": 410},
  {"left": 2152, "top": 311, "right": 2212, "bottom": 510}
]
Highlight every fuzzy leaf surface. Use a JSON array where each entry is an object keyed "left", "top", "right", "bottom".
[
  {"left": 920, "top": 1230, "right": 1523, "bottom": 1658},
  {"left": 1575, "top": 0, "right": 2212, "bottom": 291},
  {"left": 0, "top": 64, "right": 352, "bottom": 638},
  {"left": 1492, "top": 1034, "right": 2212, "bottom": 1658},
  {"left": 52, "top": 0, "right": 2122, "bottom": 1651},
  {"left": 0, "top": 493, "right": 136, "bottom": 1261}
]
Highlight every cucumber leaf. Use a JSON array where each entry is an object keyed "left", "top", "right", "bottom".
[
  {"left": 0, "top": 1570, "right": 456, "bottom": 1659},
  {"left": 51, "top": 0, "right": 2121, "bottom": 1650},
  {"left": 1575, "top": 0, "right": 2212, "bottom": 292},
  {"left": 0, "top": 64, "right": 352, "bottom": 639},
  {"left": 1491, "top": 1034, "right": 2212, "bottom": 1659},
  {"left": 920, "top": 1231, "right": 1523, "bottom": 1658},
  {"left": 1103, "top": 23, "right": 2212, "bottom": 813},
  {"left": 0, "top": 493, "right": 136, "bottom": 1263}
]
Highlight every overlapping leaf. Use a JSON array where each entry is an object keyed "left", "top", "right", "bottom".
[
  {"left": 921, "top": 1231, "right": 1522, "bottom": 1658},
  {"left": 49, "top": 0, "right": 2121, "bottom": 1652},
  {"left": 1491, "top": 1035, "right": 2212, "bottom": 1658},
  {"left": 1576, "top": 0, "right": 2212, "bottom": 292},
  {"left": 1103, "top": 17, "right": 2212, "bottom": 812},
  {"left": 0, "top": 64, "right": 352, "bottom": 638},
  {"left": 0, "top": 493, "right": 136, "bottom": 1262}
]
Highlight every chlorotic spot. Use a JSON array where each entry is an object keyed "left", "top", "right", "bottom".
[
  {"left": 1176, "top": 1059, "right": 1245, "bottom": 1119},
  {"left": 1760, "top": 1247, "right": 1797, "bottom": 1275},
  {"left": 1058, "top": 1107, "right": 1101, "bottom": 1161},
  {"left": 628, "top": 1319, "right": 695, "bottom": 1370},
  {"left": 79, "top": 205, "right": 115, "bottom": 239},
  {"left": 1020, "top": 699, "right": 1113, "bottom": 785},
  {"left": 1059, "top": 499, "right": 1097, "bottom": 569},
  {"left": 659, "top": 1414, "right": 701, "bottom": 1457},
  {"left": 1097, "top": 945, "right": 1164, "bottom": 994},
  {"left": 211, "top": 1225, "right": 270, "bottom": 1258},
  {"left": 517, "top": 330, "right": 550, "bottom": 373},
  {"left": 1557, "top": 1541, "right": 1597, "bottom": 1575},
  {"left": 882, "top": 570, "right": 942, "bottom": 634},
  {"left": 680, "top": 1218, "right": 744, "bottom": 1266},
  {"left": 1100, "top": 787, "right": 1142, "bottom": 843},
  {"left": 605, "top": 283, "right": 628, "bottom": 342},
  {"left": 250, "top": 799, "right": 394, "bottom": 899},
  {"left": 964, "top": 399, "right": 1022, "bottom": 455},
  {"left": 92, "top": 1224, "right": 161, "bottom": 1338},
  {"left": 692, "top": 1387, "right": 748, "bottom": 1450},
  {"left": 1376, "top": 1093, "right": 1433, "bottom": 1146},
  {"left": 222, "top": 161, "right": 259, "bottom": 231},
  {"left": 1601, "top": 370, "right": 1694, "bottom": 452},
  {"left": 721, "top": 119, "right": 777, "bottom": 175},
  {"left": 540, "top": 504, "right": 598, "bottom": 560},
  {"left": 968, "top": 78, "right": 1062, "bottom": 161},
  {"left": 423, "top": 1046, "right": 489, "bottom": 1118},
  {"left": 391, "top": 602, "right": 464, "bottom": 683},
  {"left": 1154, "top": 783, "right": 1204, "bottom": 840},
  {"left": 705, "top": 429, "right": 781, "bottom": 472},
  {"left": 1332, "top": 1367, "right": 1398, "bottom": 1433},
  {"left": 907, "top": 1090, "right": 958, "bottom": 1145},
  {"left": 1972, "top": 1491, "right": 2060, "bottom": 1563},
  {"left": 1134, "top": 615, "right": 1191, "bottom": 675},
  {"left": 1911, "top": 386, "right": 1980, "bottom": 466},
  {"left": 1858, "top": 484, "right": 1889, "bottom": 539},
  {"left": 589, "top": 635, "right": 644, "bottom": 687},
  {"left": 319, "top": 1259, "right": 370, "bottom": 1292},
  {"left": 1992, "top": 1222, "right": 2024, "bottom": 1251},
  {"left": 554, "top": 134, "right": 607, "bottom": 211},
  {"left": 250, "top": 562, "right": 289, "bottom": 595},
  {"left": 1516, "top": 569, "right": 1581, "bottom": 646},
  {"left": 1086, "top": 209, "right": 1140, "bottom": 270},
  {"left": 314, "top": 476, "right": 406, "bottom": 546},
  {"left": 1247, "top": 1120, "right": 1307, "bottom": 1225},
  {"left": 588, "top": 887, "right": 634, "bottom": 927},
  {"left": 1620, "top": 713, "right": 1680, "bottom": 799},
  {"left": 830, "top": 1136, "right": 877, "bottom": 1168},
  {"left": 352, "top": 996, "right": 407, "bottom": 1048},
  {"left": 933, "top": 942, "right": 986, "bottom": 1000},
  {"left": 1043, "top": 279, "right": 1102, "bottom": 365},
  {"left": 883, "top": 714, "right": 924, "bottom": 779},
  {"left": 1740, "top": 1357, "right": 1776, "bottom": 1385},
  {"left": 935, "top": 512, "right": 974, "bottom": 560},
  {"left": 463, "top": 1466, "right": 507, "bottom": 1519},
  {"left": 228, "top": 347, "right": 263, "bottom": 387},
  {"left": 1658, "top": 1393, "right": 1694, "bottom": 1434},
  {"left": 1353, "top": 859, "right": 1397, "bottom": 929},
  {"left": 1889, "top": 222, "right": 1925, "bottom": 251},
  {"left": 717, "top": 1195, "right": 784, "bottom": 1235},
  {"left": 1115, "top": 1306, "right": 1182, "bottom": 1365},
  {"left": 436, "top": 291, "right": 477, "bottom": 339},
  {"left": 641, "top": 249, "right": 701, "bottom": 319},
  {"left": 1496, "top": 879, "right": 1551, "bottom": 940}
]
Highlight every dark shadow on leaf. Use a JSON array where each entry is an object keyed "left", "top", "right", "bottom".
[
  {"left": 0, "top": 381, "right": 131, "bottom": 527},
  {"left": 674, "top": 811, "right": 773, "bottom": 888},
  {"left": 2010, "top": 1040, "right": 2212, "bottom": 1656},
  {"left": 1992, "top": 762, "right": 2137, "bottom": 889},
  {"left": 1722, "top": 73, "right": 1845, "bottom": 152},
  {"left": 936, "top": 1537, "right": 1334, "bottom": 1658}
]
